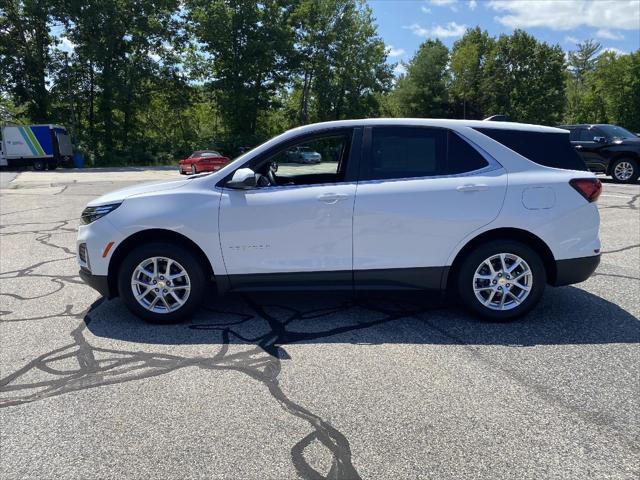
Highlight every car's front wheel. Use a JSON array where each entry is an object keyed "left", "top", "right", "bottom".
[
  {"left": 117, "top": 242, "right": 206, "bottom": 323},
  {"left": 456, "top": 240, "right": 545, "bottom": 321},
  {"left": 191, "top": 164, "right": 197, "bottom": 175},
  {"left": 611, "top": 158, "right": 639, "bottom": 184}
]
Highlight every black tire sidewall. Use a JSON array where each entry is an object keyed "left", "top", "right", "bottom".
[
  {"left": 457, "top": 240, "right": 545, "bottom": 321},
  {"left": 117, "top": 242, "right": 206, "bottom": 323},
  {"left": 611, "top": 158, "right": 639, "bottom": 184}
]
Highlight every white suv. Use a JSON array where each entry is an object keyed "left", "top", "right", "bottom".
[{"left": 77, "top": 119, "right": 602, "bottom": 323}]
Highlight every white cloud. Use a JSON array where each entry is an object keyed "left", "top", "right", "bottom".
[
  {"left": 421, "top": 6, "right": 432, "bottom": 14},
  {"left": 393, "top": 64, "right": 407, "bottom": 76},
  {"left": 602, "top": 47, "right": 627, "bottom": 55},
  {"left": 565, "top": 36, "right": 580, "bottom": 44},
  {"left": 596, "top": 29, "right": 624, "bottom": 40},
  {"left": 428, "top": 0, "right": 458, "bottom": 11},
  {"left": 386, "top": 45, "right": 406, "bottom": 58},
  {"left": 468, "top": 0, "right": 477, "bottom": 10},
  {"left": 404, "top": 22, "right": 467, "bottom": 38},
  {"left": 404, "top": 24, "right": 430, "bottom": 37},
  {"left": 488, "top": 0, "right": 640, "bottom": 31}
]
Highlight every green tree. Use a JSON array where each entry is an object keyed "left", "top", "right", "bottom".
[
  {"left": 187, "top": 0, "right": 295, "bottom": 139},
  {"left": 449, "top": 27, "right": 494, "bottom": 119},
  {"left": 482, "top": 30, "right": 565, "bottom": 124},
  {"left": 567, "top": 39, "right": 601, "bottom": 82},
  {"left": 391, "top": 39, "right": 450, "bottom": 118},
  {"left": 0, "top": 0, "right": 58, "bottom": 122}
]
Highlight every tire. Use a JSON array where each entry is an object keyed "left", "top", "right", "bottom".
[
  {"left": 191, "top": 165, "right": 197, "bottom": 175},
  {"left": 456, "top": 240, "right": 546, "bottom": 321},
  {"left": 117, "top": 242, "right": 207, "bottom": 324},
  {"left": 33, "top": 159, "right": 46, "bottom": 171},
  {"left": 610, "top": 158, "right": 639, "bottom": 184}
]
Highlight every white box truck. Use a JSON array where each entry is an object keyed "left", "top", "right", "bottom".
[{"left": 0, "top": 124, "right": 73, "bottom": 170}]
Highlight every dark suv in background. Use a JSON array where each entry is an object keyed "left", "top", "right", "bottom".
[{"left": 560, "top": 124, "right": 640, "bottom": 183}]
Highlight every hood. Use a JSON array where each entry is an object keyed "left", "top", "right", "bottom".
[
  {"left": 87, "top": 179, "right": 189, "bottom": 206},
  {"left": 616, "top": 137, "right": 640, "bottom": 146}
]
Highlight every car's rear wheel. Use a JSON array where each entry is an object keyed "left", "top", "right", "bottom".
[
  {"left": 117, "top": 242, "right": 206, "bottom": 323},
  {"left": 611, "top": 158, "right": 638, "bottom": 184},
  {"left": 457, "top": 240, "right": 545, "bottom": 321},
  {"left": 191, "top": 164, "right": 197, "bottom": 175}
]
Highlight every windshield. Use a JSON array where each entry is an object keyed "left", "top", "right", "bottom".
[
  {"left": 190, "top": 151, "right": 220, "bottom": 158},
  {"left": 597, "top": 125, "right": 636, "bottom": 140}
]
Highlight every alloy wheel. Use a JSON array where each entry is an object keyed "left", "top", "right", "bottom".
[
  {"left": 473, "top": 253, "right": 533, "bottom": 311},
  {"left": 130, "top": 256, "right": 191, "bottom": 313},
  {"left": 613, "top": 161, "right": 634, "bottom": 181}
]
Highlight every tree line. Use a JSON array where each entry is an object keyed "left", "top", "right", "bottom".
[{"left": 1, "top": 0, "right": 638, "bottom": 166}]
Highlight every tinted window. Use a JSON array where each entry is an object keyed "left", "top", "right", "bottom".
[
  {"left": 578, "top": 129, "right": 594, "bottom": 141},
  {"left": 566, "top": 128, "right": 579, "bottom": 141},
  {"left": 474, "top": 128, "right": 587, "bottom": 171},
  {"left": 365, "top": 127, "right": 446, "bottom": 180},
  {"left": 597, "top": 124, "right": 636, "bottom": 139},
  {"left": 446, "top": 132, "right": 488, "bottom": 174}
]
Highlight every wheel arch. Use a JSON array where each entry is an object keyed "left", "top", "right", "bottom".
[
  {"left": 107, "top": 229, "right": 215, "bottom": 298},
  {"left": 445, "top": 227, "right": 557, "bottom": 290},
  {"left": 606, "top": 152, "right": 639, "bottom": 175}
]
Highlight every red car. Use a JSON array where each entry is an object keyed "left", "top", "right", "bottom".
[{"left": 179, "top": 150, "right": 230, "bottom": 175}]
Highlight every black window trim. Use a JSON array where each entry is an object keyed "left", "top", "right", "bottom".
[
  {"left": 217, "top": 127, "right": 362, "bottom": 189},
  {"left": 358, "top": 125, "right": 502, "bottom": 184}
]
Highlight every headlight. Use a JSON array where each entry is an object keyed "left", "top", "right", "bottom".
[{"left": 81, "top": 203, "right": 121, "bottom": 224}]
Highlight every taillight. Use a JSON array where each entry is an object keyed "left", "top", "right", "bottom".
[{"left": 570, "top": 178, "right": 602, "bottom": 202}]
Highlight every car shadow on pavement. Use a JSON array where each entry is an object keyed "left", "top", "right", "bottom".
[
  {"left": 86, "top": 285, "right": 640, "bottom": 349},
  {"left": 4, "top": 286, "right": 637, "bottom": 480}
]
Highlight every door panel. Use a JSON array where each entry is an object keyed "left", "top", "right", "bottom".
[
  {"left": 219, "top": 184, "right": 356, "bottom": 278},
  {"left": 353, "top": 169, "right": 507, "bottom": 276}
]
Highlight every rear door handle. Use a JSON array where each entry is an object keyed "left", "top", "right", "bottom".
[
  {"left": 456, "top": 184, "right": 489, "bottom": 192},
  {"left": 318, "top": 193, "right": 349, "bottom": 204}
]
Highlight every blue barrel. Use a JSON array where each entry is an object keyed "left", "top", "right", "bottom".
[{"left": 73, "top": 152, "right": 84, "bottom": 168}]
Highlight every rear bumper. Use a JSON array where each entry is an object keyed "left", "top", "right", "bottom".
[
  {"left": 552, "top": 255, "right": 600, "bottom": 286},
  {"left": 79, "top": 268, "right": 111, "bottom": 298}
]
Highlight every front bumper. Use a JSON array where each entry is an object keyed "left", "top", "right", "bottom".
[
  {"left": 79, "top": 268, "right": 111, "bottom": 298},
  {"left": 552, "top": 254, "right": 600, "bottom": 286}
]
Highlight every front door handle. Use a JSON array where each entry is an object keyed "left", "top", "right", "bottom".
[
  {"left": 318, "top": 193, "right": 349, "bottom": 204},
  {"left": 456, "top": 184, "right": 489, "bottom": 192},
  {"left": 575, "top": 145, "right": 583, "bottom": 150}
]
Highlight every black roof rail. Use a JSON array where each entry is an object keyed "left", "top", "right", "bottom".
[{"left": 483, "top": 114, "right": 508, "bottom": 122}]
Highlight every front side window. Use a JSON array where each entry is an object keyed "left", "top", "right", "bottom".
[
  {"left": 251, "top": 133, "right": 351, "bottom": 187},
  {"left": 578, "top": 129, "right": 595, "bottom": 142}
]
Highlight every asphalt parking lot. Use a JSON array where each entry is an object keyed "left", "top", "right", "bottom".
[{"left": 0, "top": 169, "right": 638, "bottom": 480}]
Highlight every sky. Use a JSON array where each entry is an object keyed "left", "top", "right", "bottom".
[{"left": 368, "top": 0, "right": 640, "bottom": 75}]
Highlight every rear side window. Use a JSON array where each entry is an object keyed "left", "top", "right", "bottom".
[
  {"left": 367, "top": 127, "right": 446, "bottom": 180},
  {"left": 474, "top": 128, "right": 587, "bottom": 171},
  {"left": 446, "top": 132, "right": 488, "bottom": 174},
  {"left": 363, "top": 127, "right": 489, "bottom": 180}
]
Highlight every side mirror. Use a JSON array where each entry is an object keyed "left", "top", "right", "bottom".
[
  {"left": 593, "top": 136, "right": 607, "bottom": 144},
  {"left": 227, "top": 168, "right": 257, "bottom": 189}
]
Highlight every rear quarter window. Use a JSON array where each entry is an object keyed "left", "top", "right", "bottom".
[{"left": 474, "top": 128, "right": 587, "bottom": 171}]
